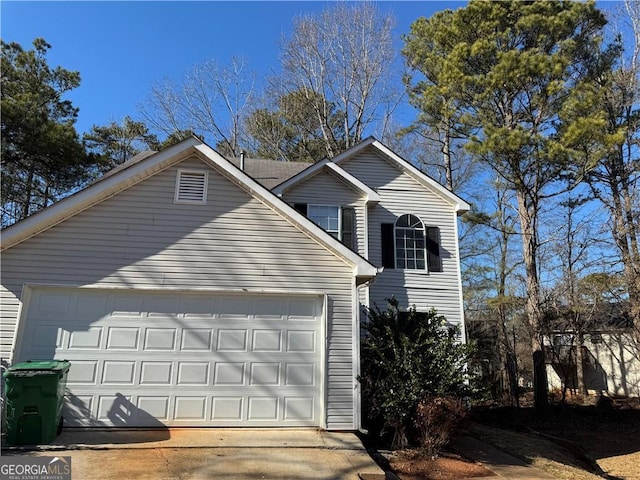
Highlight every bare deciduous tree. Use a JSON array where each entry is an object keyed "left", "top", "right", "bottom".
[
  {"left": 278, "top": 2, "right": 402, "bottom": 158},
  {"left": 140, "top": 56, "right": 255, "bottom": 156}
]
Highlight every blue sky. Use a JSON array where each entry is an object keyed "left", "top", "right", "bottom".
[
  {"left": 1, "top": 1, "right": 467, "bottom": 136},
  {"left": 2, "top": 1, "right": 630, "bottom": 138}
]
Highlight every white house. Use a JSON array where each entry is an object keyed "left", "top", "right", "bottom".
[{"left": 0, "top": 136, "right": 468, "bottom": 430}]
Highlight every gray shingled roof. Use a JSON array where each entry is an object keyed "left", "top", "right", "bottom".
[
  {"left": 97, "top": 151, "right": 312, "bottom": 190},
  {"left": 227, "top": 157, "right": 312, "bottom": 189}
]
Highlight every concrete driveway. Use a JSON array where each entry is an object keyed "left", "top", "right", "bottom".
[{"left": 3, "top": 428, "right": 386, "bottom": 480}]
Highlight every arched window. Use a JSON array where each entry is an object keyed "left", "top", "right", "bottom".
[
  {"left": 395, "top": 214, "right": 426, "bottom": 270},
  {"left": 381, "top": 216, "right": 442, "bottom": 271}
]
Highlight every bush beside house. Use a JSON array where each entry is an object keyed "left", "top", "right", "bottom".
[{"left": 359, "top": 298, "right": 475, "bottom": 451}]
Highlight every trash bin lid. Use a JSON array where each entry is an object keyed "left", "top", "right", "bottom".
[{"left": 3, "top": 360, "right": 71, "bottom": 377}]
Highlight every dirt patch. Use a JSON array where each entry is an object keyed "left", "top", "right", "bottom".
[
  {"left": 388, "top": 450, "right": 495, "bottom": 479},
  {"left": 469, "top": 395, "right": 640, "bottom": 480}
]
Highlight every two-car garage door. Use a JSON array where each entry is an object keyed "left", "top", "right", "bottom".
[{"left": 14, "top": 287, "right": 324, "bottom": 427}]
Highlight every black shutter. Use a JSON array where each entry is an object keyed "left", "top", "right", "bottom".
[
  {"left": 381, "top": 223, "right": 395, "bottom": 269},
  {"left": 426, "top": 226, "right": 442, "bottom": 272},
  {"left": 341, "top": 207, "right": 355, "bottom": 250},
  {"left": 293, "top": 203, "right": 307, "bottom": 215}
]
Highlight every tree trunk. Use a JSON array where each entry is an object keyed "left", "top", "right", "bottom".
[
  {"left": 576, "top": 332, "right": 587, "bottom": 396},
  {"left": 443, "top": 126, "right": 453, "bottom": 191},
  {"left": 20, "top": 165, "right": 36, "bottom": 221},
  {"left": 516, "top": 189, "right": 549, "bottom": 412}
]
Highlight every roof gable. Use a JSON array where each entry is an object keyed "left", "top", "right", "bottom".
[
  {"left": 1, "top": 138, "right": 377, "bottom": 280},
  {"left": 274, "top": 137, "right": 470, "bottom": 214},
  {"left": 273, "top": 161, "right": 380, "bottom": 204}
]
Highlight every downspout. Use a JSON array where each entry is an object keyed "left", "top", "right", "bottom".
[{"left": 355, "top": 269, "right": 383, "bottom": 434}]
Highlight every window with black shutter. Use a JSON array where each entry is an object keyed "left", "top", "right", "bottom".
[
  {"left": 293, "top": 203, "right": 308, "bottom": 215},
  {"left": 426, "top": 226, "right": 442, "bottom": 272},
  {"left": 382, "top": 215, "right": 442, "bottom": 272},
  {"left": 341, "top": 207, "right": 355, "bottom": 250},
  {"left": 395, "top": 214, "right": 426, "bottom": 270},
  {"left": 381, "top": 223, "right": 395, "bottom": 268}
]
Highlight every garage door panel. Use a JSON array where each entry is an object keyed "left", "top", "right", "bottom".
[
  {"left": 27, "top": 325, "right": 64, "bottom": 350},
  {"left": 180, "top": 296, "right": 215, "bottom": 318},
  {"left": 249, "top": 363, "right": 280, "bottom": 386},
  {"left": 144, "top": 328, "right": 176, "bottom": 350},
  {"left": 68, "top": 327, "right": 103, "bottom": 349},
  {"left": 284, "top": 397, "right": 315, "bottom": 421},
  {"left": 174, "top": 397, "right": 208, "bottom": 421},
  {"left": 177, "top": 362, "right": 210, "bottom": 385},
  {"left": 66, "top": 360, "right": 99, "bottom": 384},
  {"left": 286, "top": 363, "right": 316, "bottom": 386},
  {"left": 180, "top": 328, "right": 213, "bottom": 351},
  {"left": 102, "top": 361, "right": 136, "bottom": 384},
  {"left": 212, "top": 397, "right": 243, "bottom": 421},
  {"left": 137, "top": 396, "right": 170, "bottom": 421},
  {"left": 106, "top": 327, "right": 139, "bottom": 350},
  {"left": 218, "top": 297, "right": 255, "bottom": 318},
  {"left": 98, "top": 394, "right": 134, "bottom": 424},
  {"left": 18, "top": 287, "right": 323, "bottom": 427},
  {"left": 35, "top": 291, "right": 71, "bottom": 314},
  {"left": 287, "top": 331, "right": 316, "bottom": 352},
  {"left": 252, "top": 330, "right": 281, "bottom": 351},
  {"left": 248, "top": 397, "right": 278, "bottom": 421},
  {"left": 213, "top": 362, "right": 244, "bottom": 386},
  {"left": 140, "top": 361, "right": 173, "bottom": 384},
  {"left": 110, "top": 295, "right": 144, "bottom": 317}
]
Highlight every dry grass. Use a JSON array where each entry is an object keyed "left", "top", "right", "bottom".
[
  {"left": 597, "top": 452, "right": 640, "bottom": 479},
  {"left": 468, "top": 423, "right": 603, "bottom": 480},
  {"left": 468, "top": 397, "right": 640, "bottom": 480}
]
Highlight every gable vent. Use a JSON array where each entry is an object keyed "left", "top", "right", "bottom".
[{"left": 175, "top": 169, "right": 208, "bottom": 204}]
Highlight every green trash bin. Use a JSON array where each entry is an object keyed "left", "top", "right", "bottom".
[{"left": 3, "top": 359, "right": 71, "bottom": 446}]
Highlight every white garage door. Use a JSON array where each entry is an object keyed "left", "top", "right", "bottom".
[{"left": 15, "top": 287, "right": 324, "bottom": 427}]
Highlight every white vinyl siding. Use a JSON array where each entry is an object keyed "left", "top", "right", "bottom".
[
  {"left": 1, "top": 156, "right": 358, "bottom": 430},
  {"left": 283, "top": 170, "right": 366, "bottom": 255},
  {"left": 340, "top": 148, "right": 465, "bottom": 328}
]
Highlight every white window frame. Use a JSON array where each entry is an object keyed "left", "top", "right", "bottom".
[
  {"left": 174, "top": 169, "right": 209, "bottom": 205},
  {"left": 394, "top": 214, "right": 427, "bottom": 270},
  {"left": 308, "top": 204, "right": 341, "bottom": 239}
]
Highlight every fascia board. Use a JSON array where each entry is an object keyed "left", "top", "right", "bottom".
[
  {"left": 193, "top": 144, "right": 379, "bottom": 279},
  {"left": 1, "top": 138, "right": 203, "bottom": 251},
  {"left": 367, "top": 140, "right": 471, "bottom": 214},
  {"left": 324, "top": 163, "right": 380, "bottom": 204}
]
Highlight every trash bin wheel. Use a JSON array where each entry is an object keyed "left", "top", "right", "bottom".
[{"left": 57, "top": 416, "right": 63, "bottom": 435}]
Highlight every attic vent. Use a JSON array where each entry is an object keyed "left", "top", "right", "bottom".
[{"left": 175, "top": 169, "right": 208, "bottom": 204}]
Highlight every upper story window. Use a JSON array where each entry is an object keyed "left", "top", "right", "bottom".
[
  {"left": 308, "top": 205, "right": 340, "bottom": 238},
  {"left": 293, "top": 203, "right": 355, "bottom": 249},
  {"left": 395, "top": 214, "right": 426, "bottom": 270},
  {"left": 381, "top": 214, "right": 442, "bottom": 272},
  {"left": 175, "top": 169, "right": 208, "bottom": 204}
]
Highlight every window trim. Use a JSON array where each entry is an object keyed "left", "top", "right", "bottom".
[
  {"left": 174, "top": 169, "right": 209, "bottom": 205},
  {"left": 394, "top": 214, "right": 427, "bottom": 271},
  {"left": 308, "top": 204, "right": 341, "bottom": 239},
  {"left": 381, "top": 216, "right": 442, "bottom": 272}
]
